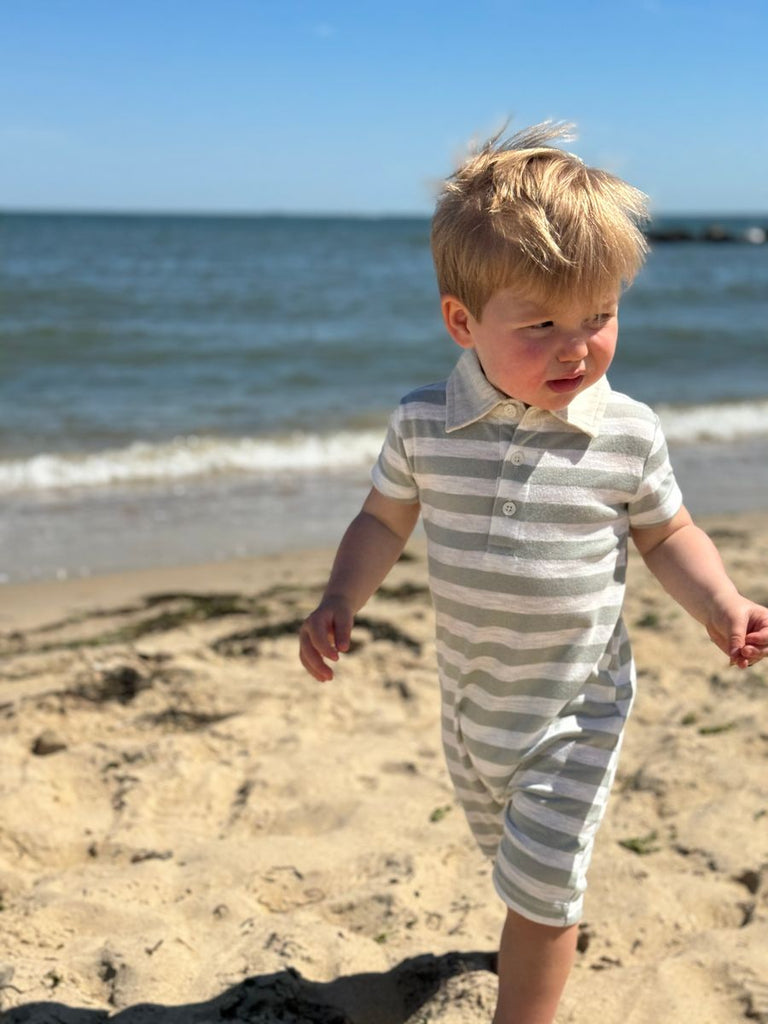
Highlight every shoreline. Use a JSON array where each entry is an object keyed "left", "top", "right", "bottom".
[
  {"left": 3, "top": 435, "right": 768, "bottom": 587},
  {"left": 3, "top": 507, "right": 768, "bottom": 633}
]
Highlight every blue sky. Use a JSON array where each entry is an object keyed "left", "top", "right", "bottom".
[{"left": 2, "top": 0, "right": 767, "bottom": 214}]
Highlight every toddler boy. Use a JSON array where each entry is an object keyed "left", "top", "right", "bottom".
[{"left": 299, "top": 122, "right": 768, "bottom": 1024}]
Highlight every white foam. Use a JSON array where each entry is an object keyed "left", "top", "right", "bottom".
[
  {"left": 2, "top": 399, "right": 767, "bottom": 495},
  {"left": 657, "top": 399, "right": 768, "bottom": 443},
  {"left": 0, "top": 430, "right": 386, "bottom": 494}
]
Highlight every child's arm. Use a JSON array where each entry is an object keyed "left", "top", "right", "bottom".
[
  {"left": 631, "top": 506, "right": 768, "bottom": 669},
  {"left": 299, "top": 486, "right": 421, "bottom": 681}
]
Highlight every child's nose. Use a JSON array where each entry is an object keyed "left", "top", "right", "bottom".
[{"left": 558, "top": 332, "right": 589, "bottom": 361}]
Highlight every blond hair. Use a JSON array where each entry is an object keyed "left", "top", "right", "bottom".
[{"left": 431, "top": 121, "right": 649, "bottom": 318}]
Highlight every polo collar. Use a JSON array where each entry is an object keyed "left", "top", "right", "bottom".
[{"left": 445, "top": 349, "right": 609, "bottom": 438}]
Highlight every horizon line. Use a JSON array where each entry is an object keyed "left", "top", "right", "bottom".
[{"left": 2, "top": 207, "right": 768, "bottom": 221}]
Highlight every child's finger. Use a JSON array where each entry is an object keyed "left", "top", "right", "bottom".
[
  {"left": 728, "top": 628, "right": 747, "bottom": 661},
  {"left": 739, "top": 643, "right": 766, "bottom": 662},
  {"left": 299, "top": 636, "right": 335, "bottom": 682},
  {"left": 302, "top": 613, "right": 339, "bottom": 660},
  {"left": 332, "top": 615, "right": 352, "bottom": 653},
  {"left": 323, "top": 627, "right": 340, "bottom": 659},
  {"left": 299, "top": 602, "right": 354, "bottom": 680},
  {"left": 745, "top": 627, "right": 768, "bottom": 648}
]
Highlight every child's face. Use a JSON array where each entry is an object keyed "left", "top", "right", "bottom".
[{"left": 442, "top": 287, "right": 620, "bottom": 411}]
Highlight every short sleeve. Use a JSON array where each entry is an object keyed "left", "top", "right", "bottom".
[
  {"left": 628, "top": 416, "right": 683, "bottom": 528},
  {"left": 370, "top": 405, "right": 420, "bottom": 503}
]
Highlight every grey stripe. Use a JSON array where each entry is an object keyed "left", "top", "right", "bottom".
[
  {"left": 427, "top": 556, "right": 619, "bottom": 597},
  {"left": 432, "top": 593, "right": 623, "bottom": 632}
]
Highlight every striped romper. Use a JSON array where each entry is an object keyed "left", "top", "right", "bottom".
[{"left": 371, "top": 349, "right": 682, "bottom": 926}]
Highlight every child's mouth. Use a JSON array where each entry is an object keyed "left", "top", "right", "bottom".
[{"left": 547, "top": 374, "right": 584, "bottom": 394}]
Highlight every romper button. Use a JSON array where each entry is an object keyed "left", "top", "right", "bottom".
[
  {"left": 510, "top": 450, "right": 524, "bottom": 466},
  {"left": 502, "top": 501, "right": 517, "bottom": 517}
]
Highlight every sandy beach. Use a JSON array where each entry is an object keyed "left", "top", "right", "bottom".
[{"left": 1, "top": 514, "right": 767, "bottom": 1023}]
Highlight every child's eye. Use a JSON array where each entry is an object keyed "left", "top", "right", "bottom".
[
  {"left": 581, "top": 313, "right": 612, "bottom": 331},
  {"left": 527, "top": 320, "right": 554, "bottom": 330}
]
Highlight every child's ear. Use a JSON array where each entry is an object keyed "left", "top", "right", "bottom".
[{"left": 441, "top": 296, "right": 476, "bottom": 350}]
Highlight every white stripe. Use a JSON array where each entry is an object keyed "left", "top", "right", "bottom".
[
  {"left": 371, "top": 465, "right": 418, "bottom": 502},
  {"left": 438, "top": 612, "right": 617, "bottom": 653},
  {"left": 430, "top": 573, "right": 622, "bottom": 614},
  {"left": 514, "top": 769, "right": 611, "bottom": 805},
  {"left": 402, "top": 436, "right": 505, "bottom": 460},
  {"left": 426, "top": 535, "right": 623, "bottom": 577},
  {"left": 438, "top": 645, "right": 594, "bottom": 689}
]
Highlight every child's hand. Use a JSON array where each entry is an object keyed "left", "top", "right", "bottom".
[
  {"left": 299, "top": 597, "right": 354, "bottom": 682},
  {"left": 706, "top": 597, "right": 768, "bottom": 670}
]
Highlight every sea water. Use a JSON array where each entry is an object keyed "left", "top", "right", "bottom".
[{"left": 2, "top": 213, "right": 768, "bottom": 582}]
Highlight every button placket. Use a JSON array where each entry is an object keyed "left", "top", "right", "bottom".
[
  {"left": 486, "top": 421, "right": 529, "bottom": 550},
  {"left": 500, "top": 439, "right": 523, "bottom": 519}
]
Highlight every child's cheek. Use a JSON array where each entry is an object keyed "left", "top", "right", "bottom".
[{"left": 520, "top": 338, "right": 550, "bottom": 364}]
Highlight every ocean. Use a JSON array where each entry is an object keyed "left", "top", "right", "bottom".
[{"left": 2, "top": 212, "right": 768, "bottom": 583}]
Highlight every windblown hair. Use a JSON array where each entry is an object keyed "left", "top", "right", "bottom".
[{"left": 431, "top": 122, "right": 649, "bottom": 318}]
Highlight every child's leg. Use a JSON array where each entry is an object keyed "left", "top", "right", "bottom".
[{"left": 493, "top": 908, "right": 578, "bottom": 1024}]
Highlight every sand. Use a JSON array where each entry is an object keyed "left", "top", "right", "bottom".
[{"left": 0, "top": 515, "right": 767, "bottom": 1023}]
